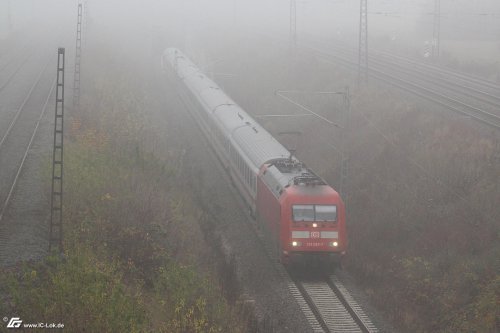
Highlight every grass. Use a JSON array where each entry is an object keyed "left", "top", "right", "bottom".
[{"left": 0, "top": 39, "right": 246, "bottom": 332}]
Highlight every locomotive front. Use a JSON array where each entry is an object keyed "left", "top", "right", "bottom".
[
  {"left": 257, "top": 160, "right": 347, "bottom": 268},
  {"left": 280, "top": 184, "right": 347, "bottom": 266}
]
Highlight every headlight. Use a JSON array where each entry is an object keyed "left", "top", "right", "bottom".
[
  {"left": 292, "top": 241, "right": 302, "bottom": 247},
  {"left": 329, "top": 241, "right": 339, "bottom": 247},
  {"left": 312, "top": 223, "right": 317, "bottom": 228}
]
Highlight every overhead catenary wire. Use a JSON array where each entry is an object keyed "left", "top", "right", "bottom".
[{"left": 275, "top": 90, "right": 342, "bottom": 127}]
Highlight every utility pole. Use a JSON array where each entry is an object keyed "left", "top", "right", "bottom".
[
  {"left": 49, "top": 48, "right": 65, "bottom": 254},
  {"left": 290, "top": 0, "right": 297, "bottom": 49},
  {"left": 7, "top": 0, "right": 12, "bottom": 33},
  {"left": 83, "top": 1, "right": 88, "bottom": 47},
  {"left": 358, "top": 0, "right": 368, "bottom": 85},
  {"left": 432, "top": 0, "right": 441, "bottom": 60},
  {"left": 73, "top": 3, "right": 82, "bottom": 111}
]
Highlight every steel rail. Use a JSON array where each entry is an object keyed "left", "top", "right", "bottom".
[
  {"left": 289, "top": 272, "right": 379, "bottom": 333},
  {"left": 0, "top": 54, "right": 52, "bottom": 151},
  {"left": 0, "top": 52, "right": 36, "bottom": 94},
  {"left": 327, "top": 275, "right": 378, "bottom": 333},
  {"left": 291, "top": 278, "right": 335, "bottom": 333},
  {"left": 167, "top": 63, "right": 379, "bottom": 333},
  {"left": 300, "top": 31, "right": 500, "bottom": 93},
  {"left": 0, "top": 78, "right": 56, "bottom": 222},
  {"left": 314, "top": 42, "right": 500, "bottom": 108},
  {"left": 0, "top": 39, "right": 34, "bottom": 72},
  {"left": 253, "top": 30, "right": 500, "bottom": 129},
  {"left": 305, "top": 46, "right": 500, "bottom": 129},
  {"left": 372, "top": 48, "right": 500, "bottom": 92}
]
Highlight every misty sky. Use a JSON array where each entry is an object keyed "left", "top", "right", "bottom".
[{"left": 1, "top": 0, "right": 499, "bottom": 60}]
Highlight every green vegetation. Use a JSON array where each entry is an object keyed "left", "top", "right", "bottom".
[
  {"left": 0, "top": 43, "right": 245, "bottom": 332},
  {"left": 0, "top": 126, "right": 243, "bottom": 332},
  {"left": 343, "top": 88, "right": 500, "bottom": 332}
]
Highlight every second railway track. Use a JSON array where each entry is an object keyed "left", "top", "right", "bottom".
[
  {"left": 254, "top": 30, "right": 500, "bottom": 130},
  {"left": 0, "top": 42, "right": 62, "bottom": 265},
  {"left": 302, "top": 45, "right": 500, "bottom": 130}
]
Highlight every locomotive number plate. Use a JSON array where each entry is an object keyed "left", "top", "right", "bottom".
[
  {"left": 306, "top": 242, "right": 323, "bottom": 247},
  {"left": 310, "top": 231, "right": 320, "bottom": 238}
]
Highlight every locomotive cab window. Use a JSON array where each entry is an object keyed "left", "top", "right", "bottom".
[
  {"left": 315, "top": 205, "right": 337, "bottom": 222},
  {"left": 292, "top": 204, "right": 337, "bottom": 222},
  {"left": 292, "top": 205, "right": 315, "bottom": 221}
]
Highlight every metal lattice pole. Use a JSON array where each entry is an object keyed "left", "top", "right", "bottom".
[
  {"left": 358, "top": 0, "right": 368, "bottom": 85},
  {"left": 339, "top": 87, "right": 350, "bottom": 208},
  {"left": 83, "top": 1, "right": 88, "bottom": 48},
  {"left": 73, "top": 3, "right": 82, "bottom": 111},
  {"left": 49, "top": 48, "right": 65, "bottom": 253},
  {"left": 432, "top": 0, "right": 441, "bottom": 60},
  {"left": 290, "top": 0, "right": 297, "bottom": 49}
]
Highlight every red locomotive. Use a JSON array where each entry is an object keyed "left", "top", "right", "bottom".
[{"left": 162, "top": 48, "right": 347, "bottom": 266}]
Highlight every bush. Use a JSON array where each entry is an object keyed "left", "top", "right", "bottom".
[{"left": 2, "top": 250, "right": 145, "bottom": 333}]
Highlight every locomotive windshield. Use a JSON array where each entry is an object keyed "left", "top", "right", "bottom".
[
  {"left": 292, "top": 205, "right": 337, "bottom": 222},
  {"left": 315, "top": 205, "right": 337, "bottom": 221},
  {"left": 292, "top": 205, "right": 315, "bottom": 221}
]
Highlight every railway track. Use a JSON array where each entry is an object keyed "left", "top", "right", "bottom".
[
  {"left": 0, "top": 57, "right": 51, "bottom": 150},
  {"left": 0, "top": 27, "right": 60, "bottom": 94},
  {"left": 254, "top": 30, "right": 500, "bottom": 130},
  {"left": 0, "top": 47, "right": 58, "bottom": 264},
  {"left": 305, "top": 38, "right": 500, "bottom": 110},
  {"left": 251, "top": 221, "right": 379, "bottom": 332},
  {"left": 301, "top": 44, "right": 500, "bottom": 130},
  {"left": 0, "top": 48, "right": 37, "bottom": 94},
  {"left": 299, "top": 33, "right": 500, "bottom": 94},
  {"left": 0, "top": 78, "right": 55, "bottom": 222},
  {"left": 168, "top": 50, "right": 382, "bottom": 332},
  {"left": 371, "top": 46, "right": 500, "bottom": 96},
  {"left": 288, "top": 272, "right": 378, "bottom": 333}
]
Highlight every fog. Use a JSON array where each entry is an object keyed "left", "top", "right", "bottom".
[
  {"left": 1, "top": 2, "right": 499, "bottom": 332},
  {"left": 1, "top": 0, "right": 499, "bottom": 63}
]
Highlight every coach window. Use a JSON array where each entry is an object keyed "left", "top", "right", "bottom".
[
  {"left": 315, "top": 205, "right": 337, "bottom": 222},
  {"left": 292, "top": 205, "right": 314, "bottom": 222}
]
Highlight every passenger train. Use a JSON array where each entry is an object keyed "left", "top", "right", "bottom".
[{"left": 162, "top": 48, "right": 347, "bottom": 266}]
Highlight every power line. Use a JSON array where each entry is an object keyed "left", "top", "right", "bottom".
[{"left": 275, "top": 89, "right": 351, "bottom": 205}]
